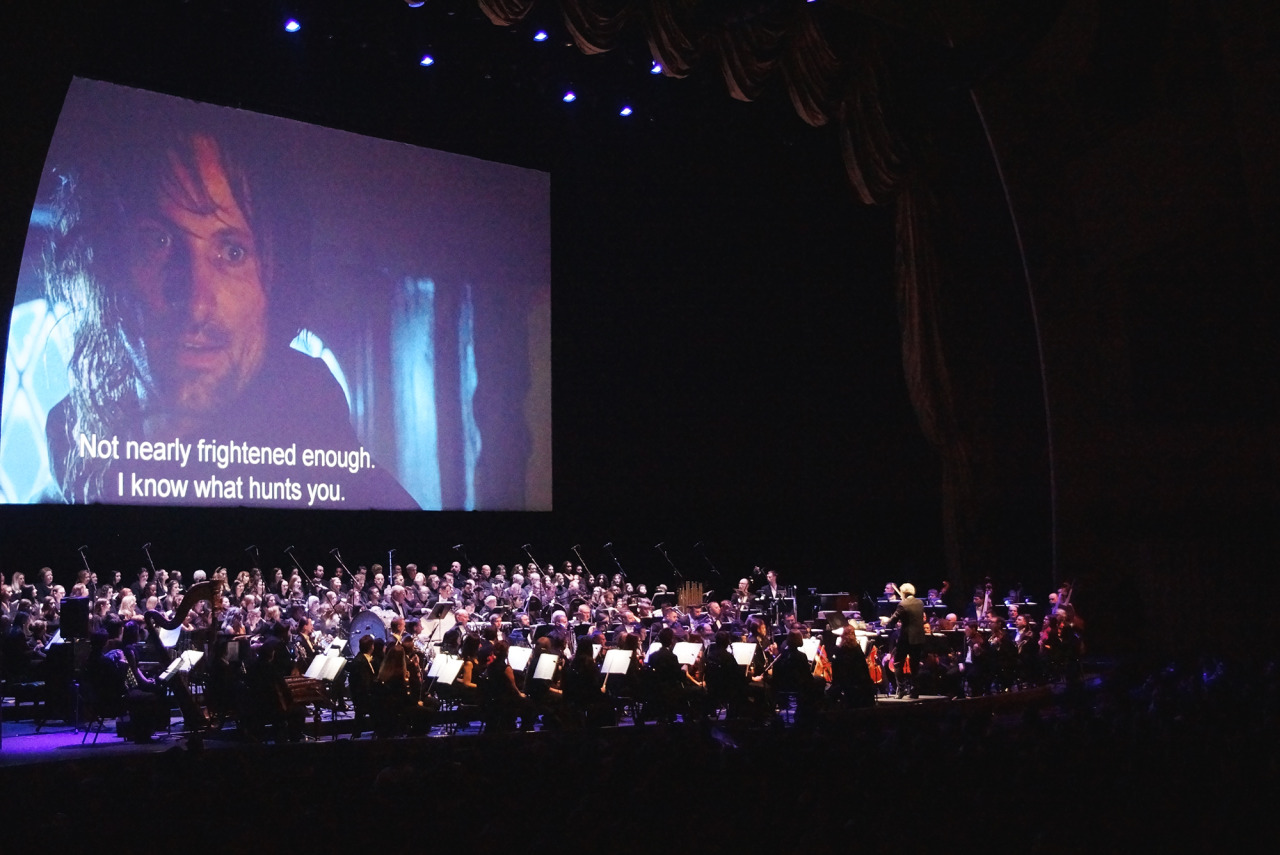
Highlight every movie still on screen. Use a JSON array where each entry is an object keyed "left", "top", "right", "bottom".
[{"left": 2, "top": 78, "right": 551, "bottom": 512}]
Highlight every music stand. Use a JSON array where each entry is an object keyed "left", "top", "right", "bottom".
[
  {"left": 158, "top": 650, "right": 203, "bottom": 682},
  {"left": 651, "top": 592, "right": 677, "bottom": 609},
  {"left": 729, "top": 642, "right": 756, "bottom": 668}
]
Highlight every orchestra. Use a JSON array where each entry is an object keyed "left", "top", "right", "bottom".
[{"left": 0, "top": 555, "right": 1084, "bottom": 744}]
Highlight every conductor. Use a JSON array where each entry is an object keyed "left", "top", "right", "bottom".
[{"left": 880, "top": 582, "right": 925, "bottom": 699}]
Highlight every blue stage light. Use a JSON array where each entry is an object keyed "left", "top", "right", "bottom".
[
  {"left": 284, "top": 19, "right": 301, "bottom": 33},
  {"left": 620, "top": 106, "right": 633, "bottom": 117},
  {"left": 562, "top": 91, "right": 577, "bottom": 103},
  {"left": 420, "top": 55, "right": 435, "bottom": 66},
  {"left": 650, "top": 61, "right": 662, "bottom": 75},
  {"left": 534, "top": 31, "right": 549, "bottom": 42}
]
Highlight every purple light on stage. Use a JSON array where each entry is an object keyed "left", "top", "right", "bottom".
[
  {"left": 619, "top": 106, "right": 633, "bottom": 117},
  {"left": 419, "top": 55, "right": 435, "bottom": 66},
  {"left": 562, "top": 91, "right": 576, "bottom": 103},
  {"left": 650, "top": 61, "right": 662, "bottom": 75},
  {"left": 533, "top": 30, "right": 549, "bottom": 42},
  {"left": 284, "top": 19, "right": 301, "bottom": 33}
]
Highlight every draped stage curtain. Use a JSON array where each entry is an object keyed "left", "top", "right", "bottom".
[{"left": 475, "top": 0, "right": 976, "bottom": 583}]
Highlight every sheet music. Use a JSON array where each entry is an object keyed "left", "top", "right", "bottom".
[
  {"left": 646, "top": 641, "right": 663, "bottom": 662},
  {"left": 304, "top": 653, "right": 328, "bottom": 679},
  {"left": 592, "top": 643, "right": 603, "bottom": 660},
  {"left": 435, "top": 654, "right": 464, "bottom": 685},
  {"left": 159, "top": 656, "right": 184, "bottom": 681},
  {"left": 600, "top": 648, "right": 632, "bottom": 675},
  {"left": 158, "top": 650, "right": 203, "bottom": 681},
  {"left": 320, "top": 654, "right": 347, "bottom": 681},
  {"left": 159, "top": 625, "right": 182, "bottom": 649},
  {"left": 673, "top": 642, "right": 702, "bottom": 666},
  {"left": 855, "top": 629, "right": 875, "bottom": 653},
  {"left": 800, "top": 636, "right": 821, "bottom": 662},
  {"left": 532, "top": 653, "right": 558, "bottom": 681},
  {"left": 507, "top": 645, "right": 533, "bottom": 671},
  {"left": 730, "top": 642, "right": 757, "bottom": 667}
]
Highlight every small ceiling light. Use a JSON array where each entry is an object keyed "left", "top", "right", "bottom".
[
  {"left": 533, "top": 30, "right": 549, "bottom": 42},
  {"left": 405, "top": 0, "right": 427, "bottom": 7},
  {"left": 650, "top": 61, "right": 662, "bottom": 75},
  {"left": 562, "top": 91, "right": 577, "bottom": 103},
  {"left": 619, "top": 106, "right": 633, "bottom": 117},
  {"left": 420, "top": 55, "right": 435, "bottom": 66},
  {"left": 284, "top": 19, "right": 301, "bottom": 33}
]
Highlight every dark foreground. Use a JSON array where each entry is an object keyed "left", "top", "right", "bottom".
[{"left": 1, "top": 658, "right": 1273, "bottom": 853}]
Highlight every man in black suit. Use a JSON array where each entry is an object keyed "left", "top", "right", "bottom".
[
  {"left": 347, "top": 634, "right": 378, "bottom": 737},
  {"left": 881, "top": 582, "right": 926, "bottom": 699},
  {"left": 755, "top": 570, "right": 788, "bottom": 629}
]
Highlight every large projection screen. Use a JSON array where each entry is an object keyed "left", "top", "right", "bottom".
[{"left": 2, "top": 78, "right": 551, "bottom": 511}]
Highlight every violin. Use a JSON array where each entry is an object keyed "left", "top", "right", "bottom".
[{"left": 866, "top": 643, "right": 882, "bottom": 683}]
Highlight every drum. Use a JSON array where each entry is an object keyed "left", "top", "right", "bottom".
[{"left": 347, "top": 609, "right": 388, "bottom": 656}]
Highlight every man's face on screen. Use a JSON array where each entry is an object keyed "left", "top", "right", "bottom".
[{"left": 128, "top": 134, "right": 268, "bottom": 419}]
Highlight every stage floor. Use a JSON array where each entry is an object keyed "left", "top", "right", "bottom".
[{"left": 1, "top": 683, "right": 1069, "bottom": 768}]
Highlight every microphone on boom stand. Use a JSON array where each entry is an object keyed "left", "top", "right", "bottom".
[
  {"left": 693, "top": 541, "right": 722, "bottom": 577},
  {"left": 602, "top": 542, "right": 628, "bottom": 583},
  {"left": 655, "top": 542, "right": 683, "bottom": 581}
]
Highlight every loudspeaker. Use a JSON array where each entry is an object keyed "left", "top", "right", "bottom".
[{"left": 61, "top": 595, "right": 91, "bottom": 638}]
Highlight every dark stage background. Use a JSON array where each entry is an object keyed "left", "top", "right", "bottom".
[{"left": 0, "top": 2, "right": 1054, "bottom": 601}]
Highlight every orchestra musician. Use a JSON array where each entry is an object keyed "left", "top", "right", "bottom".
[
  {"left": 483, "top": 640, "right": 534, "bottom": 731},
  {"left": 731, "top": 578, "right": 753, "bottom": 616},
  {"left": 767, "top": 629, "right": 824, "bottom": 726},
  {"left": 347, "top": 634, "right": 378, "bottom": 738},
  {"left": 561, "top": 635, "right": 613, "bottom": 727},
  {"left": 5, "top": 545, "right": 1088, "bottom": 748},
  {"left": 827, "top": 629, "right": 875, "bottom": 708},
  {"left": 648, "top": 627, "right": 707, "bottom": 722}
]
